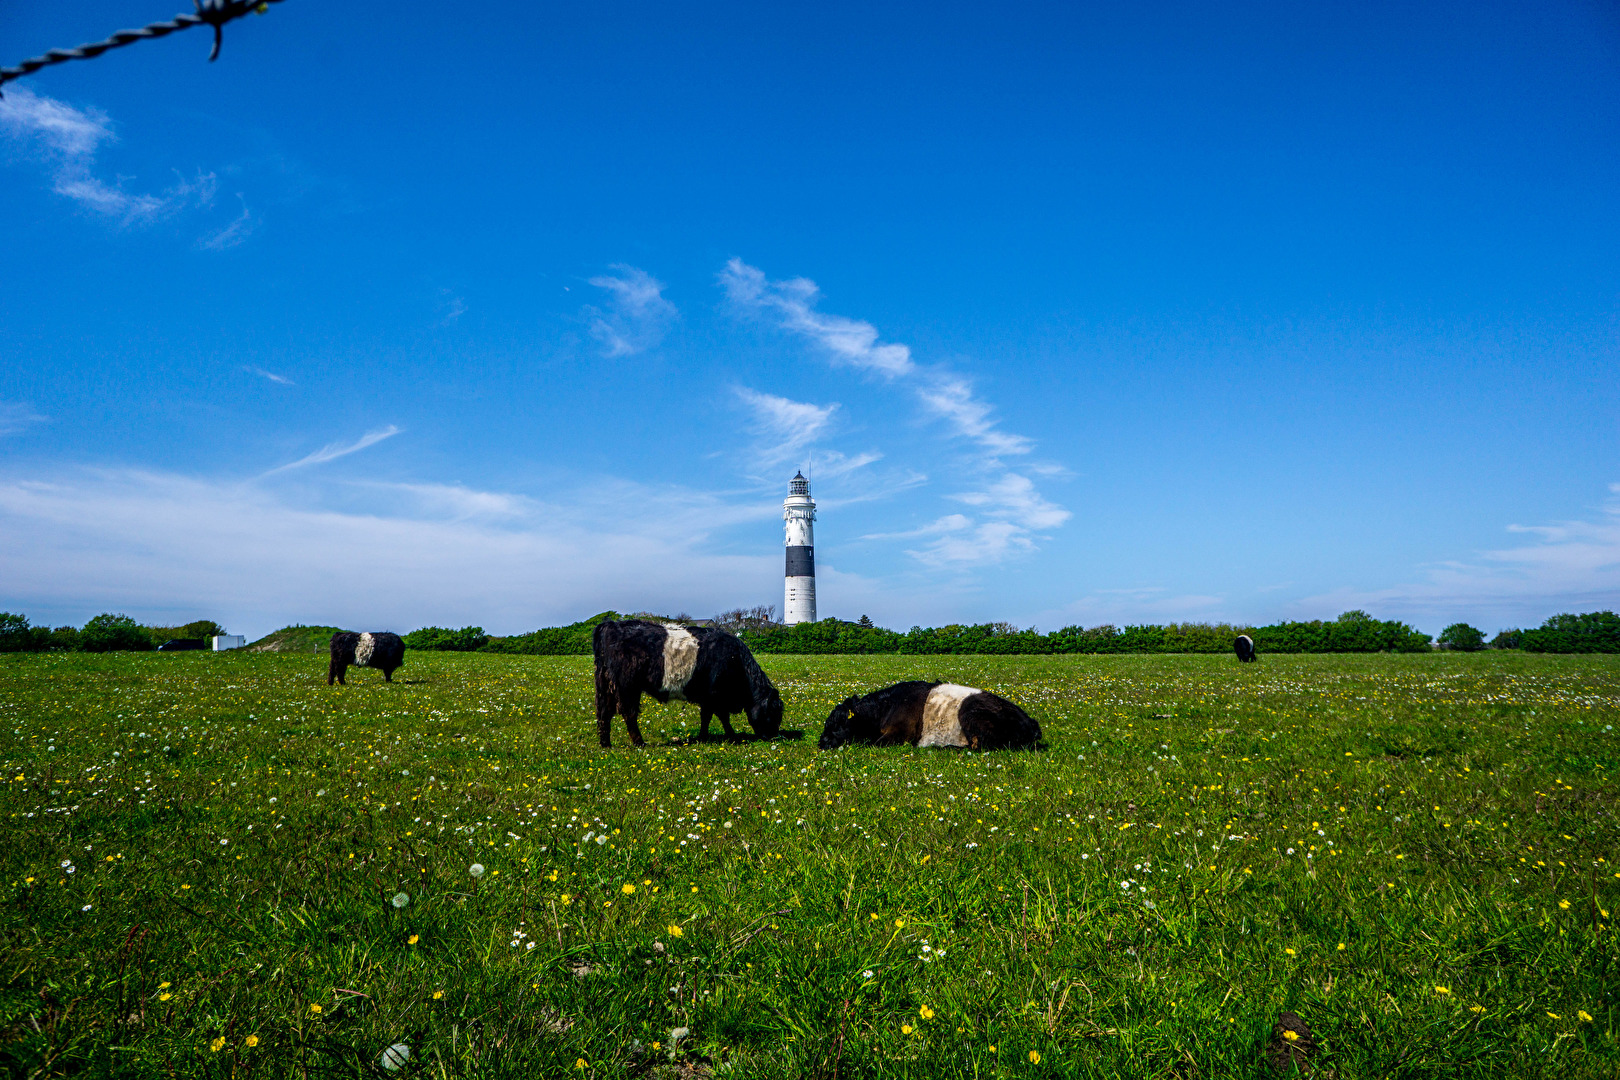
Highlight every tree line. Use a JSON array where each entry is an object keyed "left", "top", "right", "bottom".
[
  {"left": 0, "top": 613, "right": 225, "bottom": 653},
  {"left": 397, "top": 609, "right": 1619, "bottom": 655},
  {"left": 4, "top": 609, "right": 1615, "bottom": 655}
]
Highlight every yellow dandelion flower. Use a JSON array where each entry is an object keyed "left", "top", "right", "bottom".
[
  {"left": 575, "top": 1058, "right": 587, "bottom": 1069},
  {"left": 669, "top": 924, "right": 684, "bottom": 937},
  {"left": 1579, "top": 1010, "right": 1594, "bottom": 1023},
  {"left": 432, "top": 990, "right": 444, "bottom": 1000},
  {"left": 1435, "top": 986, "right": 1450, "bottom": 995},
  {"left": 989, "top": 1044, "right": 997, "bottom": 1053},
  {"left": 159, "top": 982, "right": 171, "bottom": 989},
  {"left": 408, "top": 934, "right": 419, "bottom": 945},
  {"left": 1558, "top": 899, "right": 1571, "bottom": 910},
  {"left": 1547, "top": 1012, "right": 1561, "bottom": 1020},
  {"left": 901, "top": 1024, "right": 914, "bottom": 1035},
  {"left": 309, "top": 1003, "right": 322, "bottom": 1014},
  {"left": 1337, "top": 942, "right": 1346, "bottom": 951},
  {"left": 1285, "top": 948, "right": 1296, "bottom": 956},
  {"left": 1029, "top": 1050, "right": 1041, "bottom": 1063},
  {"left": 210, "top": 1037, "right": 226, "bottom": 1052},
  {"left": 159, "top": 992, "right": 172, "bottom": 1002},
  {"left": 1283, "top": 1030, "right": 1299, "bottom": 1042},
  {"left": 561, "top": 893, "right": 572, "bottom": 905},
  {"left": 245, "top": 1035, "right": 259, "bottom": 1048},
  {"left": 920, "top": 1006, "right": 934, "bottom": 1019},
  {"left": 895, "top": 919, "right": 905, "bottom": 928},
  {"left": 622, "top": 883, "right": 636, "bottom": 895},
  {"left": 1469, "top": 1006, "right": 1485, "bottom": 1014}
]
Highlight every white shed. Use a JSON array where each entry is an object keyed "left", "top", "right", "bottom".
[{"left": 212, "top": 635, "right": 246, "bottom": 651}]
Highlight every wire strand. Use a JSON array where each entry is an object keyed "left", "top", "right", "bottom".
[{"left": 0, "top": 1, "right": 288, "bottom": 94}]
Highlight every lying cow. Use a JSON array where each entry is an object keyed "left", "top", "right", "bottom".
[
  {"left": 328, "top": 631, "right": 406, "bottom": 685},
  {"left": 1234, "top": 634, "right": 1257, "bottom": 663},
  {"left": 592, "top": 619, "right": 784, "bottom": 748},
  {"left": 819, "top": 681, "right": 1043, "bottom": 751}
]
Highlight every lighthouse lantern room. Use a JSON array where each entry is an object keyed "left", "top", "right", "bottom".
[{"left": 783, "top": 471, "right": 817, "bottom": 625}]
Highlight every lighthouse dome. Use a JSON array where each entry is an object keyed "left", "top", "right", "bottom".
[{"left": 789, "top": 471, "right": 810, "bottom": 496}]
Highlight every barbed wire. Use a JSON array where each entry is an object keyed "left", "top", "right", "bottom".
[{"left": 0, "top": 0, "right": 289, "bottom": 96}]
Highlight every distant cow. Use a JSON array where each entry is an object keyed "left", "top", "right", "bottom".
[
  {"left": 1234, "top": 634, "right": 1257, "bottom": 662},
  {"left": 819, "top": 681, "right": 1043, "bottom": 751},
  {"left": 592, "top": 620, "right": 784, "bottom": 748},
  {"left": 328, "top": 631, "right": 406, "bottom": 685}
]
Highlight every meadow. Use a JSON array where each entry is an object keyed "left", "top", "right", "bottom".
[{"left": 1, "top": 649, "right": 1616, "bottom": 1078}]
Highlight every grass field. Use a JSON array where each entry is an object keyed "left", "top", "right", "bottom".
[{"left": 1, "top": 650, "right": 1616, "bottom": 1078}]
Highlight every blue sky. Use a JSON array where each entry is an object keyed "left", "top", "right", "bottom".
[{"left": 2, "top": 0, "right": 1618, "bottom": 638}]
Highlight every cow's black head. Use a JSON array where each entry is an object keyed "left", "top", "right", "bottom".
[
  {"left": 818, "top": 696, "right": 861, "bottom": 750},
  {"left": 750, "top": 686, "right": 784, "bottom": 739}
]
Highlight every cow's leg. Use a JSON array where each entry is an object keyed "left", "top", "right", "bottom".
[
  {"left": 718, "top": 712, "right": 738, "bottom": 740},
  {"left": 595, "top": 667, "right": 616, "bottom": 747},
  {"left": 622, "top": 693, "right": 647, "bottom": 748},
  {"left": 383, "top": 668, "right": 393, "bottom": 683},
  {"left": 699, "top": 709, "right": 712, "bottom": 742}
]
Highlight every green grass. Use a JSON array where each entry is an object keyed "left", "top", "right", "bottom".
[{"left": 1, "top": 650, "right": 1616, "bottom": 1078}]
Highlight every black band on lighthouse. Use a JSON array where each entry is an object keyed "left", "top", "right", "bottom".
[{"left": 785, "top": 545, "right": 814, "bottom": 577}]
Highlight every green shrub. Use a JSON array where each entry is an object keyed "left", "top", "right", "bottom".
[
  {"left": 1438, "top": 623, "right": 1486, "bottom": 651},
  {"left": 481, "top": 612, "right": 622, "bottom": 655},
  {"left": 78, "top": 613, "right": 154, "bottom": 653},
  {"left": 147, "top": 619, "right": 226, "bottom": 643},
  {"left": 1250, "top": 611, "right": 1431, "bottom": 653},
  {"left": 47, "top": 626, "right": 82, "bottom": 651},
  {"left": 403, "top": 626, "right": 490, "bottom": 651},
  {"left": 1490, "top": 628, "right": 1523, "bottom": 650},
  {"left": 0, "top": 613, "right": 52, "bottom": 653},
  {"left": 1520, "top": 611, "right": 1620, "bottom": 653}
]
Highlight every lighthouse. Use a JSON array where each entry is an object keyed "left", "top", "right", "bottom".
[{"left": 783, "top": 471, "right": 817, "bottom": 625}]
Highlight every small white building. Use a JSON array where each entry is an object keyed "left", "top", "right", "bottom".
[
  {"left": 783, "top": 471, "right": 817, "bottom": 625},
  {"left": 212, "top": 635, "right": 246, "bottom": 651}
]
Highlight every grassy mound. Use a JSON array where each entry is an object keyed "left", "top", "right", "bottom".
[{"left": 246, "top": 624, "right": 344, "bottom": 653}]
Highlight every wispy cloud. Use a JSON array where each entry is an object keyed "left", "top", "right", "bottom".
[
  {"left": 586, "top": 265, "right": 677, "bottom": 357},
  {"left": 0, "top": 86, "right": 212, "bottom": 222},
  {"left": 734, "top": 387, "right": 841, "bottom": 465},
  {"left": 198, "top": 194, "right": 255, "bottom": 250},
  {"left": 438, "top": 289, "right": 467, "bottom": 325},
  {"left": 1293, "top": 483, "right": 1620, "bottom": 627},
  {"left": 723, "top": 258, "right": 1064, "bottom": 566},
  {"left": 0, "top": 401, "right": 48, "bottom": 436},
  {"left": 0, "top": 466, "right": 785, "bottom": 634},
  {"left": 915, "top": 375, "right": 1033, "bottom": 458},
  {"left": 263, "top": 426, "right": 402, "bottom": 476},
  {"left": 720, "top": 258, "right": 914, "bottom": 377},
  {"left": 246, "top": 367, "right": 293, "bottom": 386},
  {"left": 950, "top": 472, "right": 1070, "bottom": 531}
]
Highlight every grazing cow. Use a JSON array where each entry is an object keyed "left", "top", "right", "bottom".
[
  {"left": 1234, "top": 634, "right": 1257, "bottom": 663},
  {"left": 591, "top": 619, "right": 784, "bottom": 748},
  {"left": 819, "top": 681, "right": 1043, "bottom": 751},
  {"left": 328, "top": 631, "right": 406, "bottom": 685}
]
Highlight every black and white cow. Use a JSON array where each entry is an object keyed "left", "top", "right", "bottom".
[
  {"left": 1234, "top": 634, "right": 1257, "bottom": 663},
  {"left": 819, "top": 681, "right": 1043, "bottom": 751},
  {"left": 591, "top": 619, "right": 784, "bottom": 748},
  {"left": 328, "top": 631, "right": 406, "bottom": 685}
]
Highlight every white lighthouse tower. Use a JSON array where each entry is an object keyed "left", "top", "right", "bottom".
[{"left": 783, "top": 471, "right": 817, "bottom": 625}]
